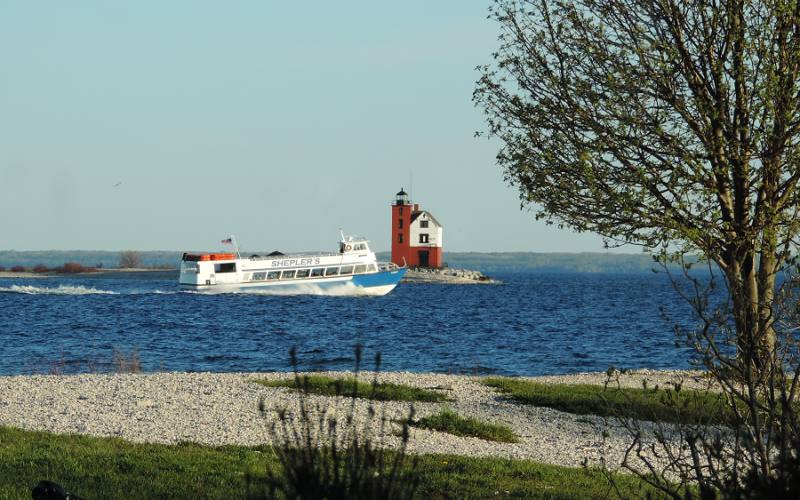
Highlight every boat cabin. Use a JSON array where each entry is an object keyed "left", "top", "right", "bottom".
[{"left": 179, "top": 236, "right": 378, "bottom": 288}]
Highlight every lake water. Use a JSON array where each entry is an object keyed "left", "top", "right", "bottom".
[{"left": 0, "top": 272, "right": 701, "bottom": 376}]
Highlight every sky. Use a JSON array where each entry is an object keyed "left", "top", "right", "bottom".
[{"left": 0, "top": 1, "right": 618, "bottom": 253}]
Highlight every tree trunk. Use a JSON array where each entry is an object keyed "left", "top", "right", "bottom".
[{"left": 725, "top": 246, "right": 778, "bottom": 371}]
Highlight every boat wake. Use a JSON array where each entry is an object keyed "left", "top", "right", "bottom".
[{"left": 0, "top": 284, "right": 119, "bottom": 295}]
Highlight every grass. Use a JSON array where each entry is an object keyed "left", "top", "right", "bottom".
[
  {"left": 0, "top": 425, "right": 670, "bottom": 499},
  {"left": 411, "top": 407, "right": 520, "bottom": 443},
  {"left": 0, "top": 426, "right": 268, "bottom": 499},
  {"left": 484, "top": 377, "right": 733, "bottom": 425},
  {"left": 254, "top": 375, "right": 449, "bottom": 403}
]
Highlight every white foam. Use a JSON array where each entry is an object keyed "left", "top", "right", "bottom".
[{"left": 0, "top": 284, "right": 118, "bottom": 295}]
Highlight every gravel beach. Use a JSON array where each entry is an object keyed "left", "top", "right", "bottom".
[{"left": 0, "top": 369, "right": 707, "bottom": 469}]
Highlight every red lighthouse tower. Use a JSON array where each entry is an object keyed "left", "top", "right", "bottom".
[{"left": 391, "top": 188, "right": 443, "bottom": 268}]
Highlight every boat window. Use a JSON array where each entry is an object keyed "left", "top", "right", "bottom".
[
  {"left": 325, "top": 267, "right": 340, "bottom": 276},
  {"left": 281, "top": 270, "right": 296, "bottom": 279},
  {"left": 252, "top": 271, "right": 266, "bottom": 281},
  {"left": 368, "top": 264, "right": 377, "bottom": 272},
  {"left": 354, "top": 265, "right": 367, "bottom": 274},
  {"left": 311, "top": 268, "right": 324, "bottom": 277},
  {"left": 340, "top": 266, "right": 354, "bottom": 275},
  {"left": 354, "top": 243, "right": 365, "bottom": 251},
  {"left": 267, "top": 271, "right": 281, "bottom": 280},
  {"left": 296, "top": 269, "right": 310, "bottom": 278},
  {"left": 215, "top": 263, "right": 236, "bottom": 273}
]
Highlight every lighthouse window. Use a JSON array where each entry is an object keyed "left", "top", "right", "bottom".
[
  {"left": 419, "top": 234, "right": 429, "bottom": 243},
  {"left": 311, "top": 268, "right": 325, "bottom": 277},
  {"left": 214, "top": 263, "right": 236, "bottom": 273},
  {"left": 281, "top": 270, "right": 296, "bottom": 279},
  {"left": 325, "top": 267, "right": 340, "bottom": 276},
  {"left": 340, "top": 266, "right": 354, "bottom": 275},
  {"left": 296, "top": 269, "right": 311, "bottom": 278},
  {"left": 397, "top": 234, "right": 403, "bottom": 244},
  {"left": 398, "top": 219, "right": 403, "bottom": 229},
  {"left": 420, "top": 220, "right": 429, "bottom": 228},
  {"left": 354, "top": 265, "right": 367, "bottom": 274},
  {"left": 267, "top": 271, "right": 281, "bottom": 280}
]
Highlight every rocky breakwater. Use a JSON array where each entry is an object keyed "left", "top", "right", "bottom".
[{"left": 402, "top": 267, "right": 497, "bottom": 284}]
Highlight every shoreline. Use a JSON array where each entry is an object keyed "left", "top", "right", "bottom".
[
  {"left": 0, "top": 268, "right": 175, "bottom": 279},
  {"left": 0, "top": 369, "right": 705, "bottom": 470}
]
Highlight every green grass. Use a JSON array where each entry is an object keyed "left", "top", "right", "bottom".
[
  {"left": 0, "top": 425, "right": 669, "bottom": 499},
  {"left": 412, "top": 407, "right": 520, "bottom": 443},
  {"left": 254, "top": 375, "right": 449, "bottom": 402},
  {"left": 484, "top": 377, "right": 733, "bottom": 425},
  {"left": 0, "top": 426, "right": 270, "bottom": 499}
]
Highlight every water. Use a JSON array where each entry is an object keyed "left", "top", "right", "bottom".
[{"left": 0, "top": 271, "right": 701, "bottom": 376}]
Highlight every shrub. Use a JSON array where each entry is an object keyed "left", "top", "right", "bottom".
[
  {"left": 61, "top": 262, "right": 87, "bottom": 274},
  {"left": 113, "top": 349, "right": 142, "bottom": 374},
  {"left": 32, "top": 264, "right": 49, "bottom": 273},
  {"left": 10, "top": 265, "right": 25, "bottom": 272},
  {"left": 118, "top": 250, "right": 142, "bottom": 269},
  {"left": 0, "top": 266, "right": 5, "bottom": 272},
  {"left": 251, "top": 345, "right": 419, "bottom": 499}
]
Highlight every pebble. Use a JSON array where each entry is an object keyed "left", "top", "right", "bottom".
[{"left": 0, "top": 370, "right": 706, "bottom": 470}]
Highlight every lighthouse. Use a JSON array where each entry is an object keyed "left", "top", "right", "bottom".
[{"left": 391, "top": 188, "right": 443, "bottom": 268}]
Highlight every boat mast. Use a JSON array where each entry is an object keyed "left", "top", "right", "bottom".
[{"left": 230, "top": 235, "right": 242, "bottom": 259}]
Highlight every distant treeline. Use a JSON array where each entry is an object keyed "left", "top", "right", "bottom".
[
  {"left": 0, "top": 250, "right": 696, "bottom": 273},
  {"left": 0, "top": 251, "right": 182, "bottom": 269},
  {"left": 376, "top": 251, "right": 678, "bottom": 273}
]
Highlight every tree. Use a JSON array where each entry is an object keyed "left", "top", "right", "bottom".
[
  {"left": 603, "top": 263, "right": 800, "bottom": 497},
  {"left": 476, "top": 2, "right": 800, "bottom": 494},
  {"left": 474, "top": 0, "right": 800, "bottom": 368},
  {"left": 118, "top": 250, "right": 142, "bottom": 269}
]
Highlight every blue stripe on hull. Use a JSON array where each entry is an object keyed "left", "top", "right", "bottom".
[{"left": 351, "top": 268, "right": 406, "bottom": 288}]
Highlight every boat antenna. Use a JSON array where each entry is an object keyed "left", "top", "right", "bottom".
[{"left": 339, "top": 227, "right": 345, "bottom": 242}]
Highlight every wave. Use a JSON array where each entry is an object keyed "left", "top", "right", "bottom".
[{"left": 0, "top": 284, "right": 119, "bottom": 295}]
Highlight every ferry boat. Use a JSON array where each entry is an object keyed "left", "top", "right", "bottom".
[{"left": 179, "top": 234, "right": 406, "bottom": 296}]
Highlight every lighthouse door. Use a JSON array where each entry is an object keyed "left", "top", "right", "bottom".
[{"left": 418, "top": 250, "right": 429, "bottom": 267}]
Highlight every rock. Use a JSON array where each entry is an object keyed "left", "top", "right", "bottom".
[{"left": 402, "top": 267, "right": 498, "bottom": 284}]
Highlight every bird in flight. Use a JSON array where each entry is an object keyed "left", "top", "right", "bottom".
[{"left": 113, "top": 181, "right": 123, "bottom": 188}]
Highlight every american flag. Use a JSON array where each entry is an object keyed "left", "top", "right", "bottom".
[{"left": 221, "top": 237, "right": 233, "bottom": 244}]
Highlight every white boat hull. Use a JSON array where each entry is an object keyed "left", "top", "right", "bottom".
[{"left": 180, "top": 269, "right": 405, "bottom": 296}]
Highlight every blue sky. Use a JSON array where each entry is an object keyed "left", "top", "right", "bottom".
[{"left": 0, "top": 1, "right": 614, "bottom": 253}]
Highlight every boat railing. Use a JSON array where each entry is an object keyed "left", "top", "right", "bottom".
[
  {"left": 246, "top": 251, "right": 343, "bottom": 261},
  {"left": 341, "top": 236, "right": 370, "bottom": 243},
  {"left": 378, "top": 261, "right": 402, "bottom": 271}
]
